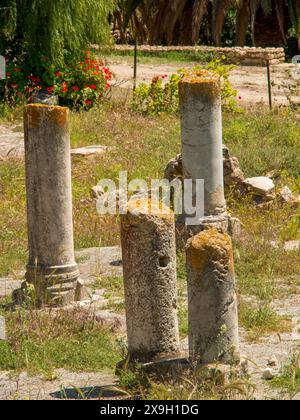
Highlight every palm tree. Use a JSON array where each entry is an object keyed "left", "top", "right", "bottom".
[{"left": 116, "top": 0, "right": 299, "bottom": 50}]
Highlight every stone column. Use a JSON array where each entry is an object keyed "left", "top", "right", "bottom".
[
  {"left": 24, "top": 104, "right": 80, "bottom": 307},
  {"left": 186, "top": 228, "right": 239, "bottom": 365},
  {"left": 179, "top": 70, "right": 227, "bottom": 231},
  {"left": 120, "top": 198, "right": 180, "bottom": 363}
]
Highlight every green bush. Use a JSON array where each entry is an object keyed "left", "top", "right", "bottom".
[{"left": 131, "top": 58, "right": 239, "bottom": 116}]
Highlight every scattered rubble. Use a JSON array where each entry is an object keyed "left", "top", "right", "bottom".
[{"left": 165, "top": 147, "right": 300, "bottom": 208}]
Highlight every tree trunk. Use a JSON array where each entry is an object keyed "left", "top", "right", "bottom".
[
  {"left": 211, "top": 0, "right": 231, "bottom": 46},
  {"left": 235, "top": 0, "right": 250, "bottom": 46},
  {"left": 150, "top": 0, "right": 188, "bottom": 45},
  {"left": 191, "top": 0, "right": 209, "bottom": 44},
  {"left": 178, "top": 1, "right": 194, "bottom": 45},
  {"left": 276, "top": 0, "right": 287, "bottom": 44}
]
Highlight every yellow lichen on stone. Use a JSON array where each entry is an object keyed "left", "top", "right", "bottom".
[
  {"left": 179, "top": 70, "right": 221, "bottom": 103},
  {"left": 127, "top": 197, "right": 174, "bottom": 222},
  {"left": 25, "top": 104, "right": 69, "bottom": 129},
  {"left": 181, "top": 69, "right": 219, "bottom": 85},
  {"left": 187, "top": 228, "right": 234, "bottom": 273}
]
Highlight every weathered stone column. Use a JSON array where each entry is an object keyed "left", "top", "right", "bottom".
[
  {"left": 24, "top": 104, "right": 80, "bottom": 306},
  {"left": 186, "top": 229, "right": 239, "bottom": 365},
  {"left": 179, "top": 70, "right": 227, "bottom": 230},
  {"left": 120, "top": 198, "right": 180, "bottom": 362}
]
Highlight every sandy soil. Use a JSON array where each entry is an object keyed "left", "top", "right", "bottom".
[{"left": 109, "top": 59, "right": 296, "bottom": 107}]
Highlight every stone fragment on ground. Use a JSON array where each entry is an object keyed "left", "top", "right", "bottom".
[
  {"left": 243, "top": 176, "right": 275, "bottom": 197},
  {"left": 0, "top": 124, "right": 110, "bottom": 160},
  {"left": 0, "top": 125, "right": 24, "bottom": 159},
  {"left": 0, "top": 279, "right": 22, "bottom": 298},
  {"left": 270, "top": 240, "right": 300, "bottom": 252},
  {"left": 91, "top": 185, "right": 105, "bottom": 200},
  {"left": 277, "top": 186, "right": 300, "bottom": 206},
  {"left": 223, "top": 145, "right": 245, "bottom": 186},
  {"left": 262, "top": 368, "right": 276, "bottom": 381},
  {"left": 71, "top": 145, "right": 110, "bottom": 156}
]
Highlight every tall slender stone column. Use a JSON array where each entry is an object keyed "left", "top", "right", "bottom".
[
  {"left": 24, "top": 104, "right": 80, "bottom": 307},
  {"left": 186, "top": 229, "right": 240, "bottom": 365},
  {"left": 120, "top": 198, "right": 180, "bottom": 363},
  {"left": 179, "top": 70, "right": 228, "bottom": 232}
]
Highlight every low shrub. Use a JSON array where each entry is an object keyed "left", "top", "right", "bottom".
[{"left": 131, "top": 57, "right": 239, "bottom": 116}]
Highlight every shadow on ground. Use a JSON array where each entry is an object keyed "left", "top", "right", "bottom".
[{"left": 51, "top": 384, "right": 125, "bottom": 400}]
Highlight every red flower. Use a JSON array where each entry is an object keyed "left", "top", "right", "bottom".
[
  {"left": 28, "top": 75, "right": 41, "bottom": 83},
  {"left": 72, "top": 86, "right": 79, "bottom": 92},
  {"left": 61, "top": 82, "right": 68, "bottom": 93},
  {"left": 90, "top": 84, "right": 96, "bottom": 90},
  {"left": 47, "top": 86, "right": 54, "bottom": 94},
  {"left": 86, "top": 100, "right": 92, "bottom": 105},
  {"left": 55, "top": 72, "right": 62, "bottom": 77}
]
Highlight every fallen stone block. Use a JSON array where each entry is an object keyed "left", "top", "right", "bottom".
[{"left": 243, "top": 176, "right": 275, "bottom": 196}]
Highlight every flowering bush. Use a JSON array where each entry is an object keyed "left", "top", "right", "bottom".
[
  {"left": 132, "top": 58, "right": 239, "bottom": 116},
  {"left": 0, "top": 51, "right": 113, "bottom": 110},
  {"left": 131, "top": 72, "right": 183, "bottom": 116}
]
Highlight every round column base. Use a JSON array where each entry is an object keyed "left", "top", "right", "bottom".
[{"left": 25, "top": 264, "right": 81, "bottom": 307}]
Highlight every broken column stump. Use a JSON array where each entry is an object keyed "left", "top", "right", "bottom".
[
  {"left": 120, "top": 198, "right": 180, "bottom": 363},
  {"left": 186, "top": 228, "right": 240, "bottom": 365},
  {"left": 23, "top": 104, "right": 81, "bottom": 307}
]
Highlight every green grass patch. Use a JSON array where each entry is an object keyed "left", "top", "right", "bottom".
[
  {"left": 97, "top": 49, "right": 217, "bottom": 65},
  {"left": 0, "top": 308, "right": 120, "bottom": 377},
  {"left": 239, "top": 302, "right": 292, "bottom": 342},
  {"left": 1, "top": 103, "right": 300, "bottom": 295},
  {"left": 272, "top": 351, "right": 300, "bottom": 396}
]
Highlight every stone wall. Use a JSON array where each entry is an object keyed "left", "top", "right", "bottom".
[{"left": 112, "top": 45, "right": 285, "bottom": 66}]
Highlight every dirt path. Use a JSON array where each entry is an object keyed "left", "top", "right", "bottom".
[
  {"left": 109, "top": 59, "right": 294, "bottom": 107},
  {"left": 0, "top": 125, "right": 24, "bottom": 159}
]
